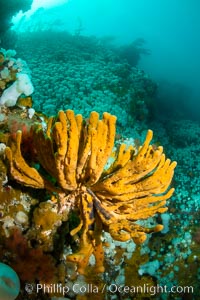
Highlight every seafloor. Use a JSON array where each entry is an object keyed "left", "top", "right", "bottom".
[{"left": 0, "top": 31, "right": 200, "bottom": 300}]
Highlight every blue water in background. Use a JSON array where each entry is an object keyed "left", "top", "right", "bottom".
[
  {"left": 12, "top": 0, "right": 200, "bottom": 121},
  {"left": 1, "top": 1, "right": 200, "bottom": 299}
]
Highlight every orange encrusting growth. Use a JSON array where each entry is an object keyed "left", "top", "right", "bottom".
[{"left": 5, "top": 109, "right": 177, "bottom": 274}]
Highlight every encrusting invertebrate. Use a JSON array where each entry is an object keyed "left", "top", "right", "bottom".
[{"left": 5, "top": 109, "right": 177, "bottom": 274}]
